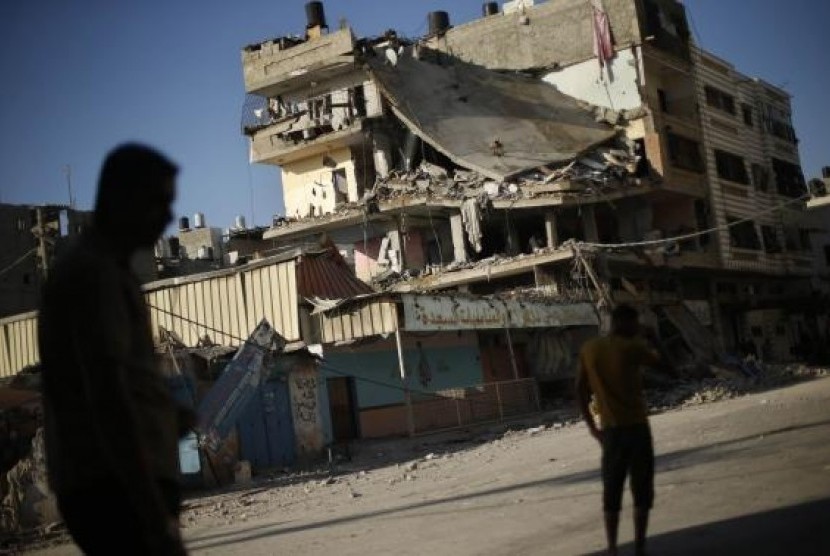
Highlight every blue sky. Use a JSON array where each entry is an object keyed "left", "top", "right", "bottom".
[{"left": 1, "top": 0, "right": 827, "bottom": 230}]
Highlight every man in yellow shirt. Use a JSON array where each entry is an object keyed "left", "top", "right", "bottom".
[{"left": 576, "top": 304, "right": 661, "bottom": 556}]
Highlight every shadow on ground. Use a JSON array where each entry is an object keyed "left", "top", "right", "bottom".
[
  {"left": 580, "top": 498, "right": 830, "bottom": 556},
  {"left": 185, "top": 417, "right": 830, "bottom": 552}
]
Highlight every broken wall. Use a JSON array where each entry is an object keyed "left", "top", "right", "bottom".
[
  {"left": 281, "top": 147, "right": 359, "bottom": 218},
  {"left": 744, "top": 309, "right": 795, "bottom": 362},
  {"left": 284, "top": 356, "right": 327, "bottom": 463},
  {"left": 426, "top": 0, "right": 641, "bottom": 71},
  {"left": 651, "top": 197, "right": 696, "bottom": 238},
  {"left": 0, "top": 429, "right": 59, "bottom": 533},
  {"left": 543, "top": 47, "right": 644, "bottom": 111},
  {"left": 354, "top": 230, "right": 427, "bottom": 282}
]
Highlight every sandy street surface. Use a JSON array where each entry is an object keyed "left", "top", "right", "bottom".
[{"left": 29, "top": 375, "right": 830, "bottom": 556}]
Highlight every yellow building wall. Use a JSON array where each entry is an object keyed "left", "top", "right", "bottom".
[{"left": 281, "top": 147, "right": 357, "bottom": 219}]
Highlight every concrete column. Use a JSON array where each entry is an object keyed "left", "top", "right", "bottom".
[
  {"left": 581, "top": 205, "right": 599, "bottom": 243},
  {"left": 708, "top": 279, "right": 726, "bottom": 352},
  {"left": 544, "top": 212, "right": 559, "bottom": 249},
  {"left": 506, "top": 219, "right": 520, "bottom": 256},
  {"left": 372, "top": 131, "right": 391, "bottom": 179},
  {"left": 450, "top": 212, "right": 468, "bottom": 263}
]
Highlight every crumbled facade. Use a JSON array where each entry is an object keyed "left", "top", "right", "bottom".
[{"left": 240, "top": 0, "right": 827, "bottom": 359}]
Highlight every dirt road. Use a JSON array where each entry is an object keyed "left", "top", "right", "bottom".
[{"left": 33, "top": 375, "right": 830, "bottom": 555}]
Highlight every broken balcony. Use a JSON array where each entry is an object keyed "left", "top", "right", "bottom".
[
  {"left": 242, "top": 28, "right": 356, "bottom": 97},
  {"left": 247, "top": 86, "right": 373, "bottom": 165},
  {"left": 249, "top": 114, "right": 364, "bottom": 166}
]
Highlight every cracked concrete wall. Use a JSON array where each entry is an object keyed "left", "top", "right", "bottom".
[
  {"left": 543, "top": 47, "right": 643, "bottom": 111},
  {"left": 281, "top": 147, "right": 357, "bottom": 219},
  {"left": 425, "top": 0, "right": 642, "bottom": 72}
]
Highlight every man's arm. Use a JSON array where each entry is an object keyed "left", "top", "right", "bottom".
[{"left": 575, "top": 353, "right": 602, "bottom": 443}]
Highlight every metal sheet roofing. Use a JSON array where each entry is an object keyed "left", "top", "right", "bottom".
[{"left": 297, "top": 247, "right": 376, "bottom": 301}]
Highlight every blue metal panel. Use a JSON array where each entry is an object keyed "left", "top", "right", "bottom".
[
  {"left": 238, "top": 377, "right": 296, "bottom": 470},
  {"left": 323, "top": 342, "right": 484, "bottom": 409},
  {"left": 197, "top": 320, "right": 285, "bottom": 451}
]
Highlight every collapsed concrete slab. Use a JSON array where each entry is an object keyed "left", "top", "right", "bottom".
[{"left": 366, "top": 48, "right": 617, "bottom": 181}]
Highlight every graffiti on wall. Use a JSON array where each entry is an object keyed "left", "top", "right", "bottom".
[{"left": 293, "top": 375, "right": 318, "bottom": 424}]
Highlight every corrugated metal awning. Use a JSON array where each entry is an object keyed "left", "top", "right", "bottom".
[
  {"left": 297, "top": 246, "right": 376, "bottom": 300},
  {"left": 318, "top": 295, "right": 398, "bottom": 345}
]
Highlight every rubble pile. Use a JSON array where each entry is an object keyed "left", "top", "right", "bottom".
[
  {"left": 373, "top": 137, "right": 644, "bottom": 205},
  {"left": 268, "top": 134, "right": 646, "bottom": 235},
  {"left": 648, "top": 364, "right": 829, "bottom": 411}
]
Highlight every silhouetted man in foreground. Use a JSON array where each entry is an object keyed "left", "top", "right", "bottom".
[
  {"left": 39, "top": 144, "right": 187, "bottom": 555},
  {"left": 576, "top": 304, "right": 661, "bottom": 556}
]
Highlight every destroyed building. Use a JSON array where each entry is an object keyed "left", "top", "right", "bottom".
[
  {"left": 240, "top": 0, "right": 828, "bottom": 363},
  {"left": 2, "top": 2, "right": 829, "bottom": 497}
]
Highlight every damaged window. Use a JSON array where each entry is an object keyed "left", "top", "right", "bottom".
[
  {"left": 784, "top": 226, "right": 800, "bottom": 251},
  {"left": 332, "top": 168, "right": 348, "bottom": 203},
  {"left": 771, "top": 158, "right": 806, "bottom": 198},
  {"left": 742, "top": 104, "right": 753, "bottom": 127},
  {"left": 705, "top": 86, "right": 736, "bottom": 115},
  {"left": 667, "top": 133, "right": 703, "bottom": 173},
  {"left": 751, "top": 163, "right": 770, "bottom": 192},
  {"left": 694, "top": 200, "right": 711, "bottom": 247},
  {"left": 657, "top": 89, "right": 668, "bottom": 113},
  {"left": 761, "top": 225, "right": 781, "bottom": 253},
  {"left": 642, "top": 0, "right": 691, "bottom": 59},
  {"left": 715, "top": 149, "right": 749, "bottom": 184},
  {"left": 727, "top": 217, "right": 761, "bottom": 250},
  {"left": 762, "top": 104, "right": 797, "bottom": 144},
  {"left": 352, "top": 85, "right": 367, "bottom": 118},
  {"left": 799, "top": 229, "right": 812, "bottom": 251}
]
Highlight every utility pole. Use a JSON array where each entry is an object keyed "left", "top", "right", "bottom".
[
  {"left": 34, "top": 207, "right": 50, "bottom": 279},
  {"left": 63, "top": 165, "right": 75, "bottom": 209}
]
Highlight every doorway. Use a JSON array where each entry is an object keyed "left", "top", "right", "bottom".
[{"left": 327, "top": 377, "right": 359, "bottom": 441}]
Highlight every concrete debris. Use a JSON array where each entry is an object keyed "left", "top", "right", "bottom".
[
  {"left": 0, "top": 429, "right": 60, "bottom": 534},
  {"left": 264, "top": 131, "right": 644, "bottom": 236},
  {"left": 581, "top": 102, "right": 648, "bottom": 126},
  {"left": 369, "top": 136, "right": 641, "bottom": 205},
  {"left": 647, "top": 364, "right": 829, "bottom": 411},
  {"left": 460, "top": 197, "right": 484, "bottom": 253}
]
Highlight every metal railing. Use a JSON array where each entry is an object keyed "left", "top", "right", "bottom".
[{"left": 410, "top": 378, "right": 540, "bottom": 435}]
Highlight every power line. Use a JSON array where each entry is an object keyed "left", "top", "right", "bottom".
[
  {"left": 145, "top": 302, "right": 539, "bottom": 415},
  {"left": 574, "top": 193, "right": 810, "bottom": 250},
  {"left": 685, "top": 3, "right": 704, "bottom": 48},
  {"left": 0, "top": 249, "right": 36, "bottom": 279}
]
